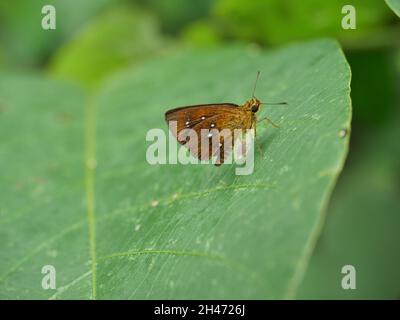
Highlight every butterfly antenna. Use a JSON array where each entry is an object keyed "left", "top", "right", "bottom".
[
  {"left": 252, "top": 71, "right": 288, "bottom": 105},
  {"left": 252, "top": 71, "right": 261, "bottom": 98},
  {"left": 260, "top": 101, "right": 288, "bottom": 105}
]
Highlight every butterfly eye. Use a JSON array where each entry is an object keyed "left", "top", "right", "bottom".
[{"left": 251, "top": 105, "right": 259, "bottom": 112}]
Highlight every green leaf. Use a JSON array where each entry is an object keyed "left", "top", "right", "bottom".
[
  {"left": 49, "top": 5, "right": 164, "bottom": 88},
  {"left": 137, "top": 0, "right": 215, "bottom": 34},
  {"left": 298, "top": 122, "right": 400, "bottom": 299},
  {"left": 0, "top": 39, "right": 351, "bottom": 299},
  {"left": 214, "top": 0, "right": 392, "bottom": 46},
  {"left": 0, "top": 0, "right": 116, "bottom": 67},
  {"left": 386, "top": 0, "right": 400, "bottom": 17},
  {"left": 181, "top": 21, "right": 222, "bottom": 48}
]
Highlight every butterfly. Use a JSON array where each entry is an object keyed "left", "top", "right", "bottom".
[{"left": 165, "top": 72, "right": 286, "bottom": 166}]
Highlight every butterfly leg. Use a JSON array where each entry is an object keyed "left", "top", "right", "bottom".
[
  {"left": 257, "top": 116, "right": 280, "bottom": 128},
  {"left": 252, "top": 124, "right": 266, "bottom": 159},
  {"left": 255, "top": 138, "right": 265, "bottom": 159},
  {"left": 213, "top": 136, "right": 226, "bottom": 166}
]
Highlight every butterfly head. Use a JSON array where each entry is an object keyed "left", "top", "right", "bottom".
[{"left": 244, "top": 97, "right": 262, "bottom": 113}]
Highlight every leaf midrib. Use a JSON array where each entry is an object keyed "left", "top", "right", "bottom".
[{"left": 84, "top": 98, "right": 97, "bottom": 299}]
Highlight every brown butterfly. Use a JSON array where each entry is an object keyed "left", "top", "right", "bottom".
[{"left": 165, "top": 72, "right": 286, "bottom": 166}]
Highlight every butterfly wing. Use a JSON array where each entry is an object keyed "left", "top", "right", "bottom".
[{"left": 165, "top": 103, "right": 249, "bottom": 164}]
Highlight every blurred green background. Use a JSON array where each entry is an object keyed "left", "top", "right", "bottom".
[{"left": 0, "top": 0, "right": 399, "bottom": 299}]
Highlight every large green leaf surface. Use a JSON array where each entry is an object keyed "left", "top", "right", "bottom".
[{"left": 0, "top": 39, "right": 351, "bottom": 299}]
